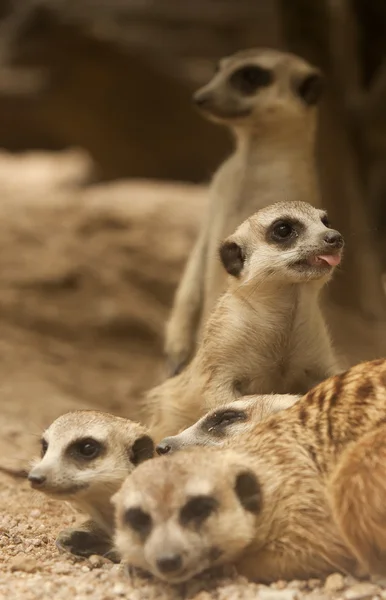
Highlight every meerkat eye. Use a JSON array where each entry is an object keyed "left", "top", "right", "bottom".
[
  {"left": 321, "top": 214, "right": 331, "bottom": 228},
  {"left": 41, "top": 438, "right": 48, "bottom": 458},
  {"left": 229, "top": 65, "right": 273, "bottom": 95},
  {"left": 124, "top": 507, "right": 152, "bottom": 537},
  {"left": 180, "top": 495, "right": 219, "bottom": 527},
  {"left": 206, "top": 409, "right": 247, "bottom": 432},
  {"left": 68, "top": 437, "right": 103, "bottom": 460},
  {"left": 270, "top": 220, "right": 295, "bottom": 242}
]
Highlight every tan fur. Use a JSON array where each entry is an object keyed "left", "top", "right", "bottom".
[
  {"left": 234, "top": 358, "right": 386, "bottom": 580},
  {"left": 156, "top": 394, "right": 300, "bottom": 454},
  {"left": 165, "top": 48, "right": 324, "bottom": 374},
  {"left": 149, "top": 201, "right": 342, "bottom": 440},
  {"left": 328, "top": 421, "right": 386, "bottom": 575},
  {"left": 28, "top": 410, "right": 154, "bottom": 557},
  {"left": 120, "top": 359, "right": 386, "bottom": 583}
]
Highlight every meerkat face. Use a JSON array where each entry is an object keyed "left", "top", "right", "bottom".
[
  {"left": 156, "top": 394, "right": 300, "bottom": 455},
  {"left": 219, "top": 201, "right": 344, "bottom": 286},
  {"left": 113, "top": 449, "right": 261, "bottom": 583},
  {"left": 192, "top": 48, "right": 323, "bottom": 128},
  {"left": 27, "top": 411, "right": 154, "bottom": 499}
]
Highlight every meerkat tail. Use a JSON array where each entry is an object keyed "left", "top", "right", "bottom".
[{"left": 328, "top": 424, "right": 386, "bottom": 576}]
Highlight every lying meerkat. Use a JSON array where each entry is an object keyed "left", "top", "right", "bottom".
[
  {"left": 117, "top": 358, "right": 386, "bottom": 583},
  {"left": 28, "top": 410, "right": 154, "bottom": 559},
  {"left": 112, "top": 446, "right": 356, "bottom": 584},
  {"left": 165, "top": 48, "right": 324, "bottom": 375},
  {"left": 149, "top": 200, "right": 343, "bottom": 440},
  {"left": 156, "top": 394, "right": 300, "bottom": 455}
]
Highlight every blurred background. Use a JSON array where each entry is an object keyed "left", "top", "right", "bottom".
[{"left": 0, "top": 0, "right": 385, "bottom": 434}]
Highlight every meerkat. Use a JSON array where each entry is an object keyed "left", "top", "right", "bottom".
[
  {"left": 112, "top": 446, "right": 356, "bottom": 584},
  {"left": 117, "top": 358, "right": 386, "bottom": 583},
  {"left": 148, "top": 201, "right": 343, "bottom": 440},
  {"left": 165, "top": 48, "right": 324, "bottom": 375},
  {"left": 156, "top": 394, "right": 300, "bottom": 455},
  {"left": 28, "top": 410, "right": 154, "bottom": 559}
]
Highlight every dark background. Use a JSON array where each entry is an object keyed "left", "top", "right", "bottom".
[{"left": 0, "top": 0, "right": 385, "bottom": 318}]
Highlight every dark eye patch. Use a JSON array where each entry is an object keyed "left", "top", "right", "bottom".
[
  {"left": 229, "top": 64, "right": 273, "bottom": 95},
  {"left": 124, "top": 507, "right": 152, "bottom": 538},
  {"left": 180, "top": 495, "right": 218, "bottom": 527},
  {"left": 203, "top": 409, "right": 248, "bottom": 437},
  {"left": 267, "top": 218, "right": 303, "bottom": 247},
  {"left": 41, "top": 438, "right": 48, "bottom": 458},
  {"left": 66, "top": 437, "right": 104, "bottom": 461}
]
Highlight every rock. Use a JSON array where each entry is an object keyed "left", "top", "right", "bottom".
[
  {"left": 257, "top": 588, "right": 299, "bottom": 600},
  {"left": 344, "top": 582, "right": 381, "bottom": 599},
  {"left": 9, "top": 554, "right": 39, "bottom": 572},
  {"left": 88, "top": 555, "right": 106, "bottom": 568},
  {"left": 112, "top": 583, "right": 126, "bottom": 596},
  {"left": 324, "top": 573, "right": 346, "bottom": 592}
]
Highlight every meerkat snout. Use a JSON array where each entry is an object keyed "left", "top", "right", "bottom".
[{"left": 220, "top": 201, "right": 344, "bottom": 284}]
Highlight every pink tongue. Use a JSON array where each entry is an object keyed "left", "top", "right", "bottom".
[{"left": 317, "top": 254, "right": 341, "bottom": 267}]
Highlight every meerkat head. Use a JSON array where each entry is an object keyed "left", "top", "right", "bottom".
[
  {"left": 113, "top": 448, "right": 261, "bottom": 583},
  {"left": 219, "top": 201, "right": 344, "bottom": 287},
  {"left": 156, "top": 394, "right": 300, "bottom": 455},
  {"left": 193, "top": 48, "right": 323, "bottom": 130},
  {"left": 28, "top": 411, "right": 154, "bottom": 501}
]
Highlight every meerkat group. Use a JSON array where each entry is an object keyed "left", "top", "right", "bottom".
[{"left": 24, "top": 47, "right": 386, "bottom": 586}]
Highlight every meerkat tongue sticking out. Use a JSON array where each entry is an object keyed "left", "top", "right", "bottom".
[
  {"left": 147, "top": 200, "right": 344, "bottom": 441},
  {"left": 28, "top": 410, "right": 154, "bottom": 559},
  {"left": 165, "top": 48, "right": 325, "bottom": 376}
]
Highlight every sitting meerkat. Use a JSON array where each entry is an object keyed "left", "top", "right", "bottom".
[
  {"left": 156, "top": 394, "right": 300, "bottom": 455},
  {"left": 148, "top": 201, "right": 343, "bottom": 440},
  {"left": 165, "top": 48, "right": 324, "bottom": 375},
  {"left": 28, "top": 410, "right": 154, "bottom": 559},
  {"left": 116, "top": 359, "right": 386, "bottom": 583}
]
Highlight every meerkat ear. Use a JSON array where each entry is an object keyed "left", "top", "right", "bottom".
[
  {"left": 130, "top": 435, "right": 155, "bottom": 465},
  {"left": 295, "top": 71, "right": 324, "bottom": 106},
  {"left": 219, "top": 241, "right": 245, "bottom": 277},
  {"left": 234, "top": 470, "right": 262, "bottom": 513}
]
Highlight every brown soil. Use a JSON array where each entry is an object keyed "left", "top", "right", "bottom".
[{"left": 0, "top": 150, "right": 384, "bottom": 600}]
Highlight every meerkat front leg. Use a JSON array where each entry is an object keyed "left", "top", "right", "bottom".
[
  {"left": 56, "top": 519, "right": 119, "bottom": 561},
  {"left": 165, "top": 223, "right": 209, "bottom": 376}
]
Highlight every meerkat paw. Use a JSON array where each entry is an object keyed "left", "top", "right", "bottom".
[
  {"left": 164, "top": 320, "right": 195, "bottom": 376},
  {"left": 56, "top": 523, "right": 113, "bottom": 560},
  {"left": 165, "top": 338, "right": 192, "bottom": 377}
]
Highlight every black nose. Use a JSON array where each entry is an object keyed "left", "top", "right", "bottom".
[
  {"left": 323, "top": 230, "right": 344, "bottom": 249},
  {"left": 28, "top": 473, "right": 46, "bottom": 486},
  {"left": 192, "top": 91, "right": 210, "bottom": 107},
  {"left": 156, "top": 440, "right": 172, "bottom": 455},
  {"left": 156, "top": 554, "right": 182, "bottom": 574}
]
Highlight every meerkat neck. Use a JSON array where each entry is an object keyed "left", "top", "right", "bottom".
[
  {"left": 233, "top": 125, "right": 320, "bottom": 207},
  {"left": 74, "top": 496, "right": 115, "bottom": 536}
]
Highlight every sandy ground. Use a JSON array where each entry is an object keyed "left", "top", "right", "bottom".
[{"left": 0, "top": 150, "right": 385, "bottom": 600}]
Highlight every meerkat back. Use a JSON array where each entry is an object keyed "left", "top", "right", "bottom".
[{"left": 165, "top": 48, "right": 325, "bottom": 375}]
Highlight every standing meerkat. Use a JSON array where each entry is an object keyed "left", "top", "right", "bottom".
[
  {"left": 148, "top": 201, "right": 343, "bottom": 441},
  {"left": 165, "top": 48, "right": 324, "bottom": 375},
  {"left": 156, "top": 394, "right": 300, "bottom": 455},
  {"left": 28, "top": 410, "right": 154, "bottom": 559},
  {"left": 116, "top": 359, "right": 386, "bottom": 583}
]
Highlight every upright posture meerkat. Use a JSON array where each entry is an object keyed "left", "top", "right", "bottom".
[
  {"left": 116, "top": 359, "right": 386, "bottom": 583},
  {"left": 149, "top": 201, "right": 343, "bottom": 440},
  {"left": 165, "top": 48, "right": 324, "bottom": 375},
  {"left": 28, "top": 410, "right": 154, "bottom": 559},
  {"left": 156, "top": 394, "right": 300, "bottom": 455}
]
